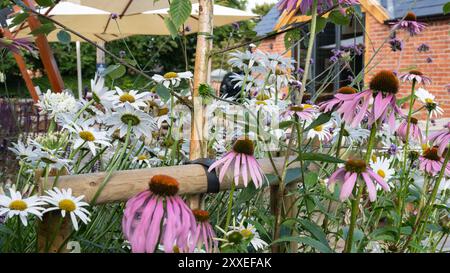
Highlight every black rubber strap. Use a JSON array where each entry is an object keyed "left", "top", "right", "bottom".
[{"left": 186, "top": 158, "right": 220, "bottom": 193}]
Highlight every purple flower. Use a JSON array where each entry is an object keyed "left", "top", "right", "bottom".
[
  {"left": 319, "top": 86, "right": 357, "bottom": 112},
  {"left": 119, "top": 50, "right": 126, "bottom": 58},
  {"left": 417, "top": 43, "right": 430, "bottom": 52},
  {"left": 282, "top": 104, "right": 317, "bottom": 122},
  {"left": 191, "top": 210, "right": 218, "bottom": 253},
  {"left": 278, "top": 0, "right": 359, "bottom": 15},
  {"left": 419, "top": 147, "right": 450, "bottom": 176},
  {"left": 390, "top": 12, "right": 426, "bottom": 36},
  {"left": 426, "top": 57, "right": 433, "bottom": 63},
  {"left": 208, "top": 138, "right": 267, "bottom": 188},
  {"left": 389, "top": 38, "right": 404, "bottom": 52},
  {"left": 0, "top": 37, "right": 36, "bottom": 54},
  {"left": 396, "top": 117, "right": 423, "bottom": 143},
  {"left": 122, "top": 175, "right": 197, "bottom": 253},
  {"left": 328, "top": 159, "right": 389, "bottom": 202},
  {"left": 388, "top": 144, "right": 398, "bottom": 156},
  {"left": 111, "top": 13, "right": 118, "bottom": 20},
  {"left": 399, "top": 70, "right": 432, "bottom": 85},
  {"left": 427, "top": 122, "right": 450, "bottom": 156},
  {"left": 296, "top": 67, "right": 305, "bottom": 77}
]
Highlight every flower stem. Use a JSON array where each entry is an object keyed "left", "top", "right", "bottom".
[
  {"left": 224, "top": 182, "right": 236, "bottom": 232},
  {"left": 297, "top": 0, "right": 318, "bottom": 103},
  {"left": 344, "top": 122, "right": 377, "bottom": 253},
  {"left": 401, "top": 144, "right": 450, "bottom": 252}
]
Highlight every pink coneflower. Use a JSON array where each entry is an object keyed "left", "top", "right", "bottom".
[
  {"left": 0, "top": 36, "right": 36, "bottom": 54},
  {"left": 319, "top": 86, "right": 357, "bottom": 113},
  {"left": 397, "top": 117, "right": 423, "bottom": 143},
  {"left": 122, "top": 175, "right": 197, "bottom": 253},
  {"left": 191, "top": 210, "right": 218, "bottom": 253},
  {"left": 419, "top": 147, "right": 450, "bottom": 176},
  {"left": 208, "top": 138, "right": 266, "bottom": 188},
  {"left": 390, "top": 12, "right": 426, "bottom": 36},
  {"left": 278, "top": 0, "right": 359, "bottom": 14},
  {"left": 399, "top": 70, "right": 432, "bottom": 85},
  {"left": 328, "top": 159, "right": 390, "bottom": 201},
  {"left": 428, "top": 122, "right": 450, "bottom": 156},
  {"left": 282, "top": 104, "right": 316, "bottom": 122},
  {"left": 335, "top": 70, "right": 402, "bottom": 130}
]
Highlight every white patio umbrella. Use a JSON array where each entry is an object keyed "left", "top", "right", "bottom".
[{"left": 67, "top": 0, "right": 198, "bottom": 16}]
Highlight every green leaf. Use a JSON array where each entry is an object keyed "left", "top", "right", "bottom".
[
  {"left": 279, "top": 120, "right": 294, "bottom": 129},
  {"left": 272, "top": 236, "right": 333, "bottom": 253},
  {"left": 305, "top": 112, "right": 331, "bottom": 131},
  {"left": 298, "top": 152, "right": 345, "bottom": 164},
  {"left": 164, "top": 17, "right": 179, "bottom": 39},
  {"left": 329, "top": 10, "right": 350, "bottom": 25},
  {"left": 298, "top": 219, "right": 329, "bottom": 246},
  {"left": 103, "top": 64, "right": 126, "bottom": 80},
  {"left": 56, "top": 30, "right": 71, "bottom": 45},
  {"left": 156, "top": 84, "right": 171, "bottom": 103},
  {"left": 284, "top": 28, "right": 301, "bottom": 49},
  {"left": 10, "top": 13, "right": 29, "bottom": 28},
  {"left": 311, "top": 16, "right": 327, "bottom": 34},
  {"left": 304, "top": 172, "right": 318, "bottom": 187},
  {"left": 444, "top": 2, "right": 450, "bottom": 14},
  {"left": 169, "top": 0, "right": 192, "bottom": 29},
  {"left": 35, "top": 0, "right": 54, "bottom": 7},
  {"left": 29, "top": 23, "right": 56, "bottom": 35}
]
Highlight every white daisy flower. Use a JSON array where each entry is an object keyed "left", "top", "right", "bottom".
[
  {"left": 29, "top": 146, "right": 72, "bottom": 171},
  {"left": 132, "top": 154, "right": 151, "bottom": 167},
  {"left": 415, "top": 88, "right": 443, "bottom": 118},
  {"left": 306, "top": 122, "right": 333, "bottom": 142},
  {"left": 152, "top": 71, "right": 193, "bottom": 88},
  {"left": 370, "top": 157, "right": 395, "bottom": 182},
  {"left": 0, "top": 189, "right": 46, "bottom": 226},
  {"left": 215, "top": 218, "right": 268, "bottom": 252},
  {"left": 105, "top": 103, "right": 157, "bottom": 139},
  {"left": 8, "top": 140, "right": 36, "bottom": 161},
  {"left": 332, "top": 113, "right": 370, "bottom": 145},
  {"left": 230, "top": 73, "right": 255, "bottom": 93},
  {"left": 111, "top": 87, "right": 151, "bottom": 110},
  {"left": 77, "top": 98, "right": 106, "bottom": 125},
  {"left": 42, "top": 188, "right": 91, "bottom": 231},
  {"left": 228, "top": 50, "right": 255, "bottom": 70},
  {"left": 90, "top": 73, "right": 115, "bottom": 108},
  {"left": 36, "top": 90, "right": 78, "bottom": 119},
  {"left": 65, "top": 121, "right": 111, "bottom": 156}
]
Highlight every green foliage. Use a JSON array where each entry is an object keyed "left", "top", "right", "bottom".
[{"left": 444, "top": 2, "right": 450, "bottom": 14}]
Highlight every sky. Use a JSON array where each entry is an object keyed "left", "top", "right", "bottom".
[{"left": 246, "top": 0, "right": 279, "bottom": 12}]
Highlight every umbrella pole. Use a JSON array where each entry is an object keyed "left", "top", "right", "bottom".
[
  {"left": 76, "top": 41, "right": 82, "bottom": 99},
  {"left": 96, "top": 41, "right": 106, "bottom": 73},
  {"left": 189, "top": 0, "right": 214, "bottom": 210}
]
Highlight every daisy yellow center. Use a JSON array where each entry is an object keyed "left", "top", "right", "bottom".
[
  {"left": 9, "top": 200, "right": 27, "bottom": 211},
  {"left": 79, "top": 131, "right": 95, "bottom": 142},
  {"left": 371, "top": 155, "right": 377, "bottom": 163},
  {"left": 425, "top": 98, "right": 434, "bottom": 104},
  {"left": 119, "top": 93, "right": 136, "bottom": 103},
  {"left": 314, "top": 125, "right": 323, "bottom": 132},
  {"left": 164, "top": 72, "right": 178, "bottom": 79},
  {"left": 345, "top": 159, "right": 367, "bottom": 173},
  {"left": 120, "top": 114, "right": 141, "bottom": 126},
  {"left": 59, "top": 199, "right": 76, "bottom": 212},
  {"left": 137, "top": 154, "right": 148, "bottom": 161},
  {"left": 149, "top": 175, "right": 179, "bottom": 196},
  {"left": 232, "top": 138, "right": 255, "bottom": 155},
  {"left": 158, "top": 107, "right": 169, "bottom": 116},
  {"left": 240, "top": 229, "right": 253, "bottom": 238},
  {"left": 256, "top": 94, "right": 270, "bottom": 101},
  {"left": 377, "top": 169, "right": 386, "bottom": 178},
  {"left": 256, "top": 100, "right": 267, "bottom": 105}
]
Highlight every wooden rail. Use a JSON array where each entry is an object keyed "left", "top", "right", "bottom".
[{"left": 40, "top": 157, "right": 298, "bottom": 204}]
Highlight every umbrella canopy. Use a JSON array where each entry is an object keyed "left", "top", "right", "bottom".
[
  {"left": 11, "top": 2, "right": 257, "bottom": 38},
  {"left": 10, "top": 2, "right": 129, "bottom": 42},
  {"left": 111, "top": 4, "right": 258, "bottom": 35},
  {"left": 67, "top": 0, "right": 198, "bottom": 16}
]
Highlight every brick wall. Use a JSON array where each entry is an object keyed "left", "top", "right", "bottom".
[
  {"left": 365, "top": 13, "right": 450, "bottom": 119},
  {"left": 258, "top": 33, "right": 289, "bottom": 56}
]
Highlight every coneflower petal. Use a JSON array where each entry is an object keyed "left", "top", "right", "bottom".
[{"left": 340, "top": 172, "right": 357, "bottom": 201}]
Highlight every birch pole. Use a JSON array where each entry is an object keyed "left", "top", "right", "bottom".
[{"left": 189, "top": 0, "right": 214, "bottom": 209}]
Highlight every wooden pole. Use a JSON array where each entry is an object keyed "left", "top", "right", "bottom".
[
  {"left": 41, "top": 157, "right": 298, "bottom": 205},
  {"left": 188, "top": 0, "right": 214, "bottom": 209},
  {"left": 22, "top": 0, "right": 65, "bottom": 93}
]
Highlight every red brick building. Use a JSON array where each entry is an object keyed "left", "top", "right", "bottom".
[{"left": 254, "top": 0, "right": 450, "bottom": 120}]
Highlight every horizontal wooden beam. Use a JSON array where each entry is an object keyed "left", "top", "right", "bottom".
[{"left": 41, "top": 157, "right": 299, "bottom": 205}]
